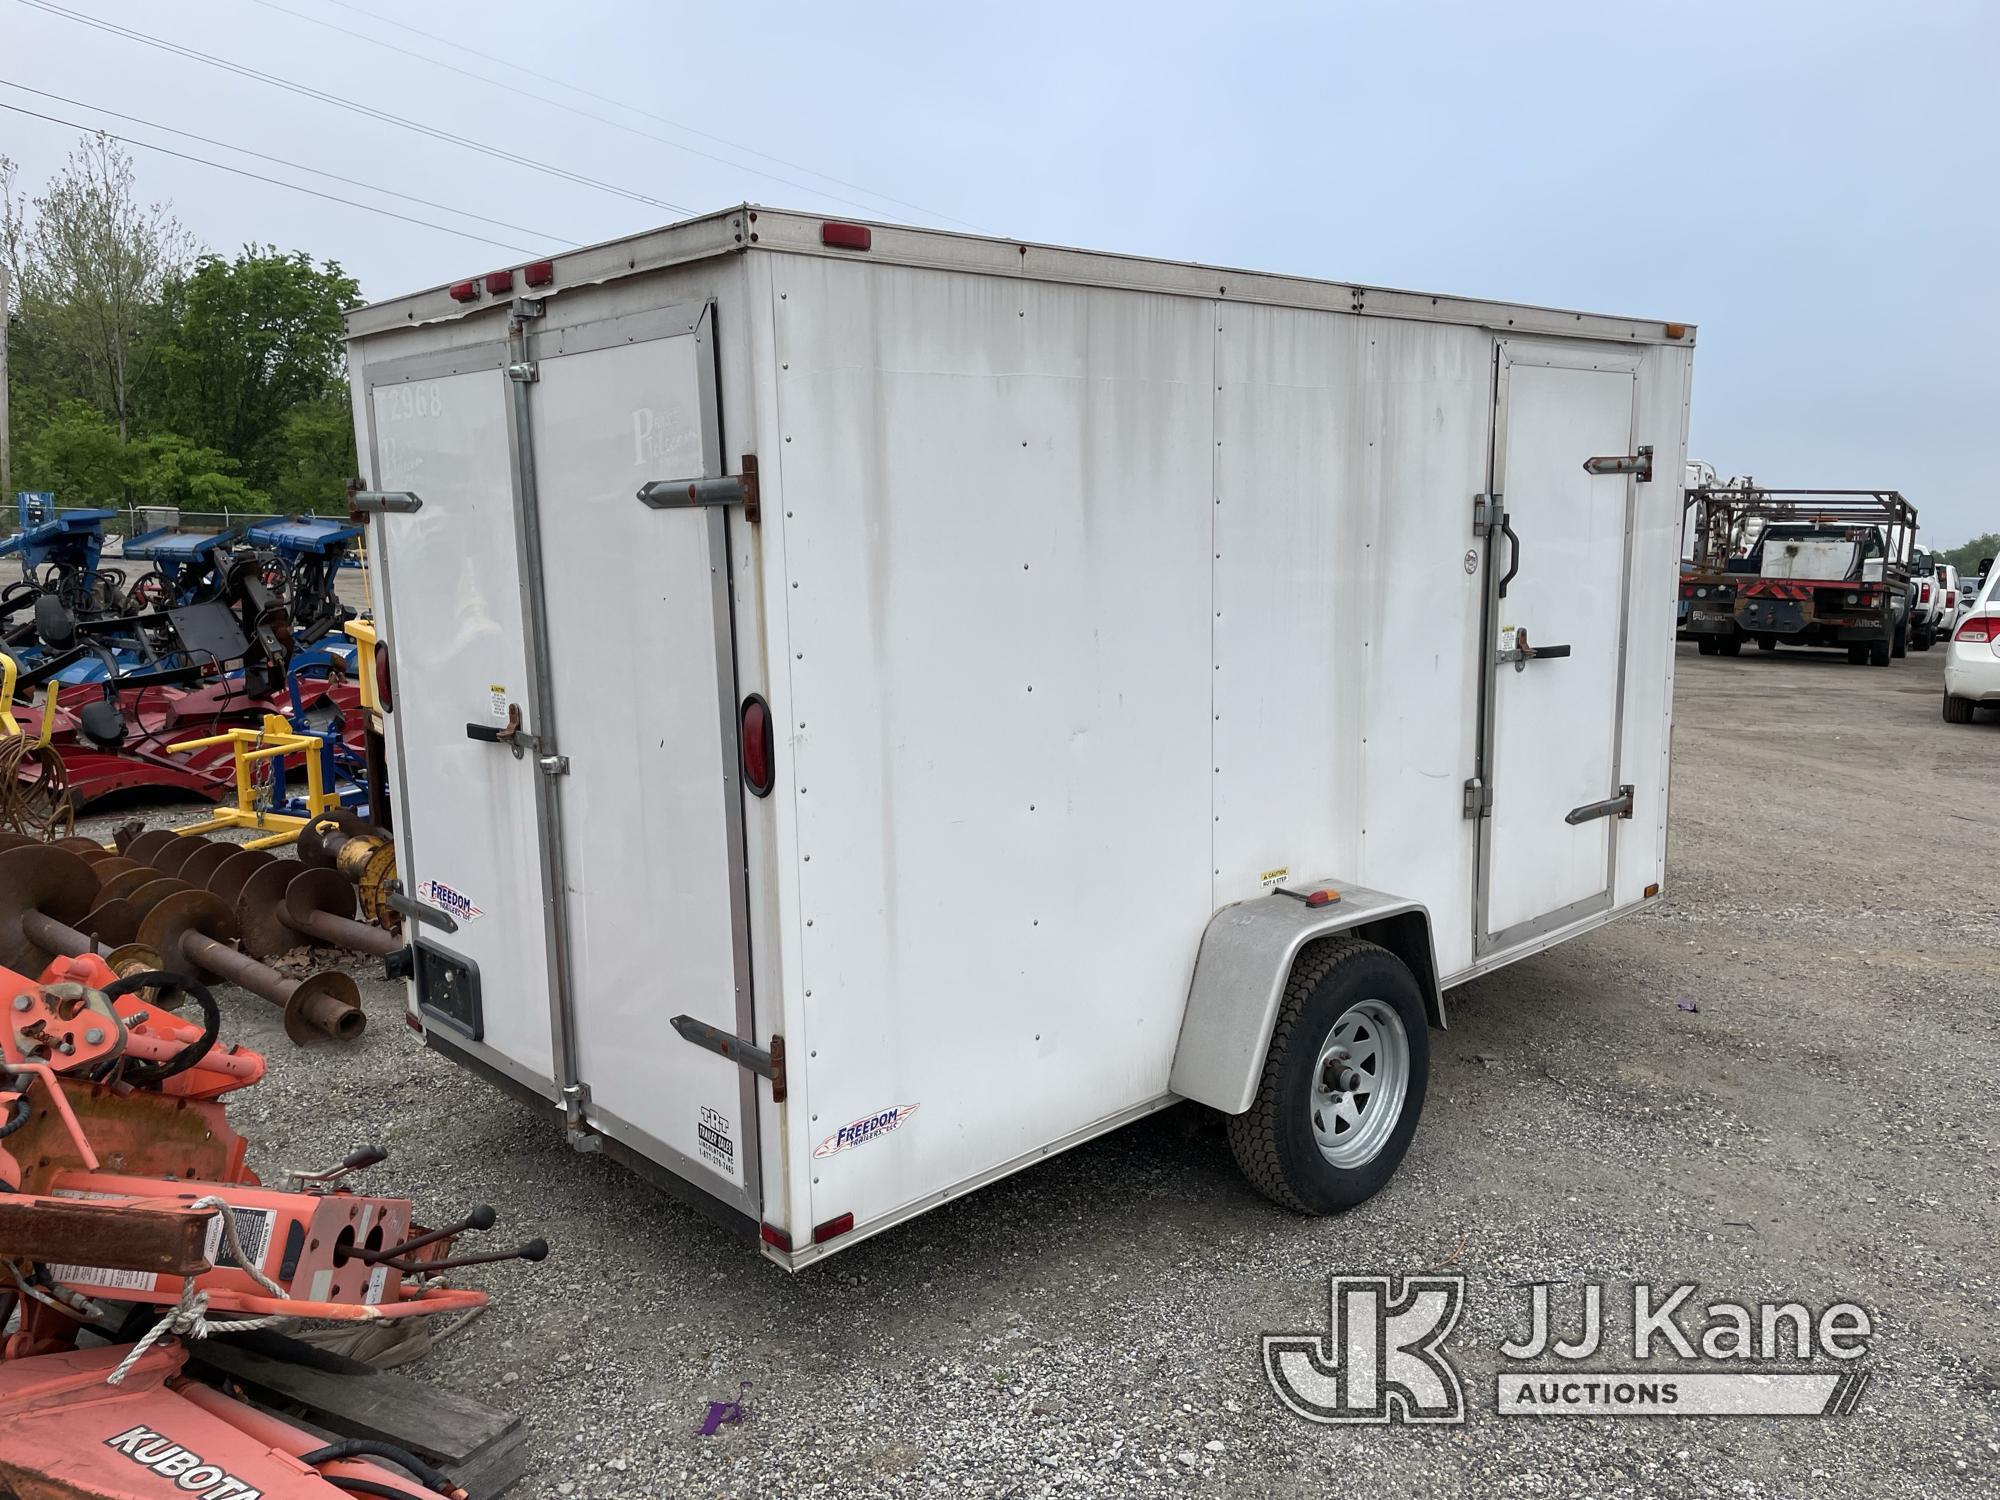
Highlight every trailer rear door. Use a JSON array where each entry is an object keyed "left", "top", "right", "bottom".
[
  {"left": 366, "top": 303, "right": 757, "bottom": 1216},
  {"left": 524, "top": 303, "right": 759, "bottom": 1214},
  {"left": 1477, "top": 343, "right": 1639, "bottom": 954}
]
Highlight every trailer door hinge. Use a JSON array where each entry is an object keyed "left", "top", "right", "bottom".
[
  {"left": 538, "top": 753, "right": 570, "bottom": 777},
  {"left": 637, "top": 453, "right": 760, "bottom": 523},
  {"left": 1566, "top": 784, "right": 1635, "bottom": 825},
  {"left": 1582, "top": 445, "right": 1653, "bottom": 481},
  {"left": 1472, "top": 493, "right": 1502, "bottom": 537},
  {"left": 1463, "top": 776, "right": 1492, "bottom": 819},
  {"left": 349, "top": 491, "right": 423, "bottom": 514},
  {"left": 507, "top": 360, "right": 539, "bottom": 383},
  {"left": 671, "top": 1015, "right": 787, "bottom": 1102}
]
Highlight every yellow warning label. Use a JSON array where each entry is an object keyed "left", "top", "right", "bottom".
[{"left": 1260, "top": 866, "right": 1289, "bottom": 887}]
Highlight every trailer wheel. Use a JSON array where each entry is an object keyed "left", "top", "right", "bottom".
[
  {"left": 1892, "top": 622, "right": 1908, "bottom": 659},
  {"left": 1847, "top": 644, "right": 1869, "bottom": 665},
  {"left": 1913, "top": 627, "right": 1933, "bottom": 652},
  {"left": 1943, "top": 693, "right": 1976, "bottom": 724},
  {"left": 1869, "top": 637, "right": 1892, "bottom": 667},
  {"left": 1226, "top": 937, "right": 1429, "bottom": 1215}
]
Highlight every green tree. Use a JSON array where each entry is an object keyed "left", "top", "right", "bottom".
[
  {"left": 269, "top": 394, "right": 359, "bottom": 513},
  {"left": 130, "top": 431, "right": 265, "bottom": 512},
  {"left": 5, "top": 135, "right": 193, "bottom": 439},
  {"left": 147, "top": 247, "right": 360, "bottom": 498},
  {"left": 1941, "top": 533, "right": 1998, "bottom": 577},
  {"left": 16, "top": 398, "right": 133, "bottom": 501}
]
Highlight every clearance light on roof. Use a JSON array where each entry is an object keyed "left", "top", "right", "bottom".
[
  {"left": 523, "top": 259, "right": 555, "bottom": 288},
  {"left": 820, "top": 221, "right": 872, "bottom": 251},
  {"left": 484, "top": 269, "right": 514, "bottom": 295},
  {"left": 448, "top": 280, "right": 479, "bottom": 303}
]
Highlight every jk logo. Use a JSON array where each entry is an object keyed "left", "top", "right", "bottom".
[{"left": 1263, "top": 1275, "right": 1466, "bottom": 1425}]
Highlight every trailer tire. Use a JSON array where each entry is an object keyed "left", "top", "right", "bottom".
[
  {"left": 1870, "top": 637, "right": 1891, "bottom": 667},
  {"left": 1226, "top": 937, "right": 1429, "bottom": 1215},
  {"left": 1943, "top": 693, "right": 1976, "bottom": 724},
  {"left": 1892, "top": 623, "right": 1908, "bottom": 659},
  {"left": 1847, "top": 644, "right": 1869, "bottom": 665},
  {"left": 1913, "top": 627, "right": 1933, "bottom": 652}
]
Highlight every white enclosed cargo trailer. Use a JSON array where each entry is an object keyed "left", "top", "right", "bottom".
[{"left": 345, "top": 207, "right": 1693, "bottom": 1267}]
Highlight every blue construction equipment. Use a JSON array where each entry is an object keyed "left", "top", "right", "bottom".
[{"left": 120, "top": 523, "right": 245, "bottom": 607}]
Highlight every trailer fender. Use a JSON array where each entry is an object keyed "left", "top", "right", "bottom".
[{"left": 1169, "top": 882, "right": 1444, "bottom": 1117}]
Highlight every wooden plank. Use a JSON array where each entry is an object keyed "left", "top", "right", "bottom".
[
  {"left": 189, "top": 1336, "right": 523, "bottom": 1496},
  {"left": 0, "top": 1196, "right": 212, "bottom": 1275}
]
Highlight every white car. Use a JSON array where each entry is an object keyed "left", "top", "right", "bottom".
[
  {"left": 1909, "top": 556, "right": 1943, "bottom": 649},
  {"left": 1943, "top": 566, "right": 2000, "bottom": 723}
]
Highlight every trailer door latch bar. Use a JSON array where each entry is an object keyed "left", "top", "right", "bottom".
[
  {"left": 1582, "top": 445, "right": 1653, "bottom": 481},
  {"left": 1496, "top": 629, "right": 1572, "bottom": 671},
  {"left": 638, "top": 454, "right": 760, "bottom": 522},
  {"left": 1565, "top": 785, "right": 1635, "bottom": 825},
  {"left": 671, "top": 1015, "right": 788, "bottom": 1102}
]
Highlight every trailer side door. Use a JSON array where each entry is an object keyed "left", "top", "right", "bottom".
[{"left": 1476, "top": 342, "right": 1640, "bottom": 954}]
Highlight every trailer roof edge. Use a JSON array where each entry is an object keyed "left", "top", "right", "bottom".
[{"left": 345, "top": 204, "right": 1696, "bottom": 347}]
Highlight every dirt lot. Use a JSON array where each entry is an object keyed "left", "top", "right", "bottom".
[{"left": 77, "top": 641, "right": 1999, "bottom": 1498}]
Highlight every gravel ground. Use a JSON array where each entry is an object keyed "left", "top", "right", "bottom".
[{"left": 76, "top": 641, "right": 1999, "bottom": 1498}]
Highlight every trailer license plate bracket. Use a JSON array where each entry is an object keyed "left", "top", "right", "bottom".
[{"left": 414, "top": 943, "right": 484, "bottom": 1042}]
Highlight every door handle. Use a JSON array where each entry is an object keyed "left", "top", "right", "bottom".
[
  {"left": 466, "top": 703, "right": 526, "bottom": 758},
  {"left": 1497, "top": 511, "right": 1522, "bottom": 599},
  {"left": 1495, "top": 629, "right": 1572, "bottom": 671}
]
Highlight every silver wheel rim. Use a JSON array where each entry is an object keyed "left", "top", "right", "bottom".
[{"left": 1309, "top": 999, "right": 1410, "bottom": 1169}]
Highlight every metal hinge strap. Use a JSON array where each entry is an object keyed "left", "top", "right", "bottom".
[
  {"left": 637, "top": 454, "right": 759, "bottom": 522},
  {"left": 1472, "top": 493, "right": 1502, "bottom": 537},
  {"left": 350, "top": 491, "right": 422, "bottom": 514},
  {"left": 1566, "top": 785, "right": 1635, "bottom": 825},
  {"left": 671, "top": 1015, "right": 787, "bottom": 1102},
  {"left": 1462, "top": 777, "right": 1491, "bottom": 819},
  {"left": 385, "top": 880, "right": 459, "bottom": 933}
]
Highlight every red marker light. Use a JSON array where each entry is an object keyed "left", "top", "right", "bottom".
[
  {"left": 760, "top": 1223, "right": 793, "bottom": 1252},
  {"left": 484, "top": 269, "right": 514, "bottom": 295},
  {"left": 820, "top": 221, "right": 872, "bottom": 251},
  {"left": 448, "top": 279, "right": 479, "bottom": 303},
  {"left": 812, "top": 1212, "right": 855, "bottom": 1245},
  {"left": 522, "top": 259, "right": 555, "bottom": 288},
  {"left": 740, "top": 694, "right": 775, "bottom": 797}
]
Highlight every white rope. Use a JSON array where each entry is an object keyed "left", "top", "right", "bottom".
[{"left": 107, "top": 1195, "right": 294, "bottom": 1385}]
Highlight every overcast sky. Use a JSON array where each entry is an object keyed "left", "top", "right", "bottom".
[{"left": 5, "top": 0, "right": 1994, "bottom": 545}]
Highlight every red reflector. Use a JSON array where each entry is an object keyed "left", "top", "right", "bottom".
[
  {"left": 484, "top": 269, "right": 514, "bottom": 295},
  {"left": 812, "top": 1212, "right": 854, "bottom": 1245},
  {"left": 1957, "top": 615, "right": 1997, "bottom": 644},
  {"left": 820, "top": 221, "right": 872, "bottom": 251},
  {"left": 374, "top": 642, "right": 393, "bottom": 713},
  {"left": 448, "top": 279, "right": 479, "bottom": 303},
  {"left": 404, "top": 1010, "right": 423, "bottom": 1033},
  {"left": 741, "top": 694, "right": 775, "bottom": 797},
  {"left": 522, "top": 259, "right": 555, "bottom": 288},
  {"left": 759, "top": 1223, "right": 792, "bottom": 1252}
]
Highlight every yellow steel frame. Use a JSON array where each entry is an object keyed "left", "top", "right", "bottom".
[
  {"left": 1, "top": 655, "right": 62, "bottom": 745},
  {"left": 167, "top": 712, "right": 338, "bottom": 849}
]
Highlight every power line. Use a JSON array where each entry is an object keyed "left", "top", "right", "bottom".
[
  {"left": 18, "top": 0, "right": 695, "bottom": 219},
  {"left": 0, "top": 79, "right": 564, "bottom": 245},
  {"left": 252, "top": 0, "right": 978, "bottom": 231},
  {"left": 311, "top": 0, "right": 979, "bottom": 230},
  {"left": 0, "top": 99, "right": 543, "bottom": 253}
]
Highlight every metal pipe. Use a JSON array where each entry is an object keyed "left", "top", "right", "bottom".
[
  {"left": 20, "top": 909, "right": 93, "bottom": 959},
  {"left": 173, "top": 931, "right": 364, "bottom": 1043},
  {"left": 292, "top": 906, "right": 401, "bottom": 957}
]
